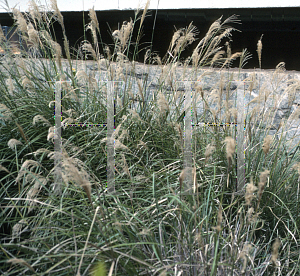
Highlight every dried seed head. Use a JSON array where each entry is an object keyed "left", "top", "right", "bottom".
[
  {"left": 50, "top": 0, "right": 64, "bottom": 27},
  {"left": 258, "top": 169, "right": 270, "bottom": 202},
  {"left": 16, "top": 160, "right": 40, "bottom": 183},
  {"left": 88, "top": 7, "right": 100, "bottom": 33},
  {"left": 213, "top": 204, "right": 223, "bottom": 232},
  {"left": 205, "top": 143, "right": 215, "bottom": 164},
  {"left": 113, "top": 19, "right": 133, "bottom": 50},
  {"left": 28, "top": 0, "right": 42, "bottom": 22},
  {"left": 129, "top": 109, "right": 141, "bottom": 121},
  {"left": 12, "top": 8, "right": 27, "bottom": 34},
  {"left": 257, "top": 34, "right": 263, "bottom": 69},
  {"left": 33, "top": 115, "right": 51, "bottom": 126},
  {"left": 271, "top": 238, "right": 281, "bottom": 265},
  {"left": 157, "top": 92, "right": 169, "bottom": 114},
  {"left": 75, "top": 69, "right": 88, "bottom": 85},
  {"left": 246, "top": 207, "right": 254, "bottom": 223},
  {"left": 137, "top": 140, "right": 148, "bottom": 150},
  {"left": 12, "top": 219, "right": 27, "bottom": 241},
  {"left": 211, "top": 50, "right": 225, "bottom": 66},
  {"left": 0, "top": 24, "right": 5, "bottom": 42},
  {"left": 0, "top": 103, "right": 13, "bottom": 121},
  {"left": 238, "top": 243, "right": 252, "bottom": 273},
  {"left": 27, "top": 23, "right": 39, "bottom": 46},
  {"left": 21, "top": 76, "right": 34, "bottom": 90},
  {"left": 7, "top": 139, "right": 23, "bottom": 150},
  {"left": 262, "top": 135, "right": 273, "bottom": 155},
  {"left": 140, "top": 0, "right": 150, "bottom": 29},
  {"left": 245, "top": 177, "right": 257, "bottom": 206},
  {"left": 47, "top": 126, "right": 56, "bottom": 142},
  {"left": 259, "top": 169, "right": 270, "bottom": 186},
  {"left": 61, "top": 157, "right": 92, "bottom": 203},
  {"left": 223, "top": 136, "right": 236, "bottom": 164},
  {"left": 52, "top": 41, "right": 62, "bottom": 68},
  {"left": 32, "top": 148, "right": 51, "bottom": 157}
]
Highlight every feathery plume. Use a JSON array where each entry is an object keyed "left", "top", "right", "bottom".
[
  {"left": 11, "top": 219, "right": 27, "bottom": 241},
  {"left": 21, "top": 76, "right": 34, "bottom": 90},
  {"left": 82, "top": 41, "right": 97, "bottom": 60},
  {"left": 52, "top": 41, "right": 62, "bottom": 68},
  {"left": 12, "top": 8, "right": 27, "bottom": 34},
  {"left": 140, "top": 0, "right": 150, "bottom": 29},
  {"left": 257, "top": 169, "right": 270, "bottom": 207},
  {"left": 245, "top": 176, "right": 257, "bottom": 206},
  {"left": 0, "top": 103, "right": 13, "bottom": 121},
  {"left": 271, "top": 238, "right": 281, "bottom": 265},
  {"left": 238, "top": 243, "right": 252, "bottom": 274},
  {"left": 211, "top": 50, "right": 225, "bottom": 66},
  {"left": 8, "top": 139, "right": 23, "bottom": 150},
  {"left": 27, "top": 23, "right": 39, "bottom": 46},
  {"left": 223, "top": 136, "right": 236, "bottom": 165},
  {"left": 50, "top": 0, "right": 64, "bottom": 27},
  {"left": 213, "top": 204, "right": 223, "bottom": 232},
  {"left": 257, "top": 34, "right": 263, "bottom": 69},
  {"left": 262, "top": 135, "right": 272, "bottom": 156},
  {"left": 205, "top": 143, "right": 215, "bottom": 164},
  {"left": 157, "top": 91, "right": 169, "bottom": 114},
  {"left": 0, "top": 24, "right": 5, "bottom": 42},
  {"left": 28, "top": 0, "right": 42, "bottom": 23},
  {"left": 6, "top": 258, "right": 35, "bottom": 273},
  {"left": 47, "top": 126, "right": 55, "bottom": 142},
  {"left": 33, "top": 115, "right": 51, "bottom": 126},
  {"left": 88, "top": 7, "right": 100, "bottom": 33}
]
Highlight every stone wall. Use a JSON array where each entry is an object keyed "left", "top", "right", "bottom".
[{"left": 80, "top": 60, "right": 300, "bottom": 152}]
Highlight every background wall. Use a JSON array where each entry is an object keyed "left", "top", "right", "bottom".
[{"left": 0, "top": 1, "right": 299, "bottom": 70}]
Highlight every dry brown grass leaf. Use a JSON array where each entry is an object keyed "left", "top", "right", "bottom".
[
  {"left": 7, "top": 258, "right": 35, "bottom": 273},
  {"left": 0, "top": 164, "right": 10, "bottom": 174}
]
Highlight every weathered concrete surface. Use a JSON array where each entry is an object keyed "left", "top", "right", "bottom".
[{"left": 68, "top": 59, "right": 300, "bottom": 151}]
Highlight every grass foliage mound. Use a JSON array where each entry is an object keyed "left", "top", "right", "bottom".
[{"left": 1, "top": 1, "right": 300, "bottom": 275}]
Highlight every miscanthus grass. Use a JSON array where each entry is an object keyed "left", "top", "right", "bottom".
[{"left": 0, "top": 0, "right": 300, "bottom": 275}]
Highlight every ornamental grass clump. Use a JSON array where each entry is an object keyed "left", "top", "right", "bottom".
[{"left": 0, "top": 0, "right": 300, "bottom": 275}]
